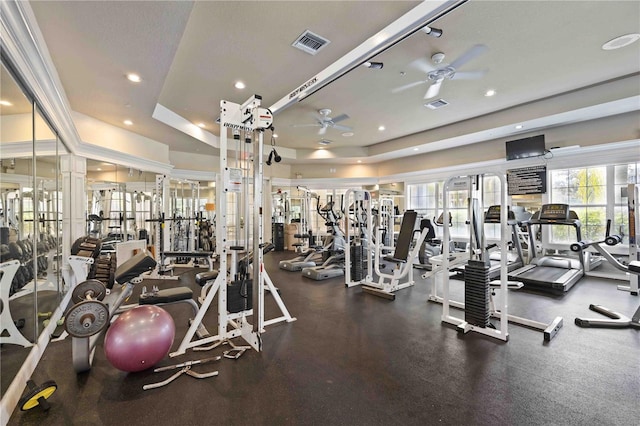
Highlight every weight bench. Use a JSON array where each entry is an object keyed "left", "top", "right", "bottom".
[{"left": 69, "top": 251, "right": 157, "bottom": 373}]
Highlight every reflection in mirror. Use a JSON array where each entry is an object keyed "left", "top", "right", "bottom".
[
  {"left": 0, "top": 60, "right": 35, "bottom": 397},
  {"left": 85, "top": 165, "right": 217, "bottom": 273},
  {"left": 33, "top": 105, "right": 63, "bottom": 344}
]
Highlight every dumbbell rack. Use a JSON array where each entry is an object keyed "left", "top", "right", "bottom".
[{"left": 0, "top": 260, "right": 33, "bottom": 347}]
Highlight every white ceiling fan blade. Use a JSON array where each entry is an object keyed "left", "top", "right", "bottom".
[
  {"left": 451, "top": 70, "right": 487, "bottom": 80},
  {"left": 409, "top": 57, "right": 436, "bottom": 75},
  {"left": 424, "top": 79, "right": 443, "bottom": 99},
  {"left": 292, "top": 123, "right": 322, "bottom": 128},
  {"left": 318, "top": 125, "right": 328, "bottom": 135},
  {"left": 449, "top": 44, "right": 488, "bottom": 70},
  {"left": 391, "top": 80, "right": 427, "bottom": 94},
  {"left": 332, "top": 124, "right": 352, "bottom": 132},
  {"left": 331, "top": 113, "right": 349, "bottom": 123}
]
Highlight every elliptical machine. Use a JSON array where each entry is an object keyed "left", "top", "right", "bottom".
[{"left": 302, "top": 196, "right": 346, "bottom": 280}]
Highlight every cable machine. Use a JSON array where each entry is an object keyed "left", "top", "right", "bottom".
[
  {"left": 171, "top": 95, "right": 295, "bottom": 357},
  {"left": 436, "top": 173, "right": 562, "bottom": 342}
]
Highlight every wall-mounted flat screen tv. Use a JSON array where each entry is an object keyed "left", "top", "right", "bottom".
[{"left": 505, "top": 135, "right": 545, "bottom": 160}]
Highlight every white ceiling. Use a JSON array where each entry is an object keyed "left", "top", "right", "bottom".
[{"left": 25, "top": 0, "right": 640, "bottom": 164}]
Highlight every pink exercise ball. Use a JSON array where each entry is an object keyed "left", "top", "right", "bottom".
[{"left": 104, "top": 305, "right": 175, "bottom": 372}]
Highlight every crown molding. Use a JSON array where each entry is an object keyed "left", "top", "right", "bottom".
[
  {"left": 77, "top": 143, "right": 173, "bottom": 175},
  {"left": 170, "top": 168, "right": 217, "bottom": 182}
]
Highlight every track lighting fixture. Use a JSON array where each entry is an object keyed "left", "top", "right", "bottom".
[
  {"left": 363, "top": 61, "right": 384, "bottom": 69},
  {"left": 422, "top": 26, "right": 443, "bottom": 38}
]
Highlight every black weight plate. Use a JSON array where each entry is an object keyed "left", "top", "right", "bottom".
[
  {"left": 71, "top": 279, "right": 107, "bottom": 303},
  {"left": 64, "top": 300, "right": 109, "bottom": 338}
]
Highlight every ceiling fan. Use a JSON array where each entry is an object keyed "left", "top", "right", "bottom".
[
  {"left": 292, "top": 108, "right": 352, "bottom": 135},
  {"left": 392, "top": 44, "right": 488, "bottom": 100}
]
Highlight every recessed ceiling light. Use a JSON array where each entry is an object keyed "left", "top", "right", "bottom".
[
  {"left": 235, "top": 81, "right": 246, "bottom": 89},
  {"left": 378, "top": 126, "right": 385, "bottom": 131},
  {"left": 357, "top": 160, "right": 362, "bottom": 163},
  {"left": 484, "top": 89, "right": 496, "bottom": 97},
  {"left": 124, "top": 120, "right": 133, "bottom": 126},
  {"left": 126, "top": 73, "right": 141, "bottom": 83},
  {"left": 273, "top": 134, "right": 278, "bottom": 138},
  {"left": 413, "top": 148, "right": 419, "bottom": 151},
  {"left": 197, "top": 123, "right": 206, "bottom": 128},
  {"left": 342, "top": 132, "right": 354, "bottom": 137},
  {"left": 0, "top": 100, "right": 12, "bottom": 106},
  {"left": 515, "top": 125, "right": 523, "bottom": 130},
  {"left": 96, "top": 168, "right": 102, "bottom": 171},
  {"left": 602, "top": 33, "right": 640, "bottom": 50}
]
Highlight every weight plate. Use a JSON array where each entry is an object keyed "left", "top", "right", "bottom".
[
  {"left": 64, "top": 300, "right": 109, "bottom": 338},
  {"left": 19, "top": 381, "right": 58, "bottom": 411},
  {"left": 72, "top": 279, "right": 107, "bottom": 303}
]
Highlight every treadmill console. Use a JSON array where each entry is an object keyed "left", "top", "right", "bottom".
[
  {"left": 539, "top": 204, "right": 570, "bottom": 221},
  {"left": 484, "top": 205, "right": 515, "bottom": 224}
]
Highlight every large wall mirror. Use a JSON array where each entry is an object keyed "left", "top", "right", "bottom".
[
  {"left": 0, "top": 59, "right": 68, "bottom": 397},
  {"left": 85, "top": 161, "right": 216, "bottom": 267}
]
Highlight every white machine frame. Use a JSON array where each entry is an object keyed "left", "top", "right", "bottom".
[
  {"left": 436, "top": 173, "right": 562, "bottom": 342},
  {"left": 0, "top": 260, "right": 32, "bottom": 347},
  {"left": 171, "top": 95, "right": 295, "bottom": 357},
  {"left": 618, "top": 183, "right": 639, "bottom": 295}
]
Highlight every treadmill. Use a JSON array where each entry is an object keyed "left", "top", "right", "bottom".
[{"left": 508, "top": 204, "right": 583, "bottom": 294}]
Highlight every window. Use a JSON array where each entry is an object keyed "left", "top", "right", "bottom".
[
  {"left": 614, "top": 163, "right": 639, "bottom": 246},
  {"left": 550, "top": 163, "right": 638, "bottom": 247}
]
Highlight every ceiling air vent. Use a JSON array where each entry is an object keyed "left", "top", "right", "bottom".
[
  {"left": 292, "top": 30, "right": 330, "bottom": 55},
  {"left": 318, "top": 139, "right": 332, "bottom": 146},
  {"left": 424, "top": 99, "right": 449, "bottom": 110}
]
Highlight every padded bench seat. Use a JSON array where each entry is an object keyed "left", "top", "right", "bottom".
[
  {"left": 115, "top": 252, "right": 157, "bottom": 286},
  {"left": 629, "top": 260, "right": 640, "bottom": 274},
  {"left": 195, "top": 270, "right": 219, "bottom": 287},
  {"left": 139, "top": 287, "right": 193, "bottom": 304}
]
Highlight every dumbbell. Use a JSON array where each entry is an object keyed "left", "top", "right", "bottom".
[
  {"left": 64, "top": 280, "right": 109, "bottom": 338},
  {"left": 19, "top": 379, "right": 57, "bottom": 412}
]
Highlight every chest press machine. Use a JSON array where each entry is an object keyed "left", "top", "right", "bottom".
[{"left": 360, "top": 210, "right": 430, "bottom": 300}]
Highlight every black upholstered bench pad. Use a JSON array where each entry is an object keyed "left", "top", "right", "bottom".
[
  {"left": 139, "top": 287, "right": 193, "bottom": 304},
  {"left": 195, "top": 270, "right": 219, "bottom": 286},
  {"left": 115, "top": 252, "right": 157, "bottom": 284}
]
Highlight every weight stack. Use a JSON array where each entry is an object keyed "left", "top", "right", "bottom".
[
  {"left": 227, "top": 279, "right": 252, "bottom": 313},
  {"left": 350, "top": 245, "right": 365, "bottom": 281},
  {"left": 464, "top": 260, "right": 491, "bottom": 327},
  {"left": 273, "top": 223, "right": 284, "bottom": 251},
  {"left": 0, "top": 227, "right": 9, "bottom": 245}
]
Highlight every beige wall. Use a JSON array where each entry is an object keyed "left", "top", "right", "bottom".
[
  {"left": 72, "top": 111, "right": 170, "bottom": 165},
  {"left": 377, "top": 111, "right": 640, "bottom": 177}
]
